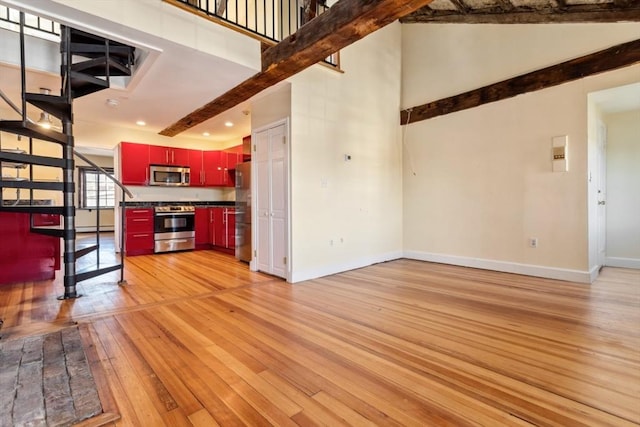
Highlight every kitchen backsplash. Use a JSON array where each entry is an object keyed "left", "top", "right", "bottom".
[{"left": 122, "top": 185, "right": 235, "bottom": 202}]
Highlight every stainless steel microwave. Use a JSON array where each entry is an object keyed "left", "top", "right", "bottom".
[{"left": 149, "top": 165, "right": 190, "bottom": 186}]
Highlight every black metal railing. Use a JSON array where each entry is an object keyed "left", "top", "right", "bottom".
[
  {"left": 175, "top": 0, "right": 339, "bottom": 66},
  {"left": 0, "top": 5, "right": 60, "bottom": 38},
  {"left": 74, "top": 150, "right": 133, "bottom": 285}
]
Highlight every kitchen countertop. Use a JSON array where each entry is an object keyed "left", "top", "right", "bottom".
[{"left": 121, "top": 201, "right": 236, "bottom": 208}]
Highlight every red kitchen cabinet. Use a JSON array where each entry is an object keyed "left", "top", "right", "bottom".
[
  {"left": 199, "top": 148, "right": 244, "bottom": 188},
  {"left": 224, "top": 145, "right": 245, "bottom": 187},
  {"left": 223, "top": 151, "right": 239, "bottom": 187},
  {"left": 149, "top": 146, "right": 190, "bottom": 166},
  {"left": 226, "top": 208, "right": 236, "bottom": 248},
  {"left": 0, "top": 212, "right": 61, "bottom": 284},
  {"left": 195, "top": 207, "right": 210, "bottom": 248},
  {"left": 224, "top": 150, "right": 240, "bottom": 171},
  {"left": 210, "top": 207, "right": 235, "bottom": 254},
  {"left": 120, "top": 142, "right": 149, "bottom": 185},
  {"left": 210, "top": 207, "right": 224, "bottom": 247},
  {"left": 203, "top": 151, "right": 224, "bottom": 186},
  {"left": 242, "top": 136, "right": 251, "bottom": 162},
  {"left": 124, "top": 208, "right": 154, "bottom": 256},
  {"left": 189, "top": 150, "right": 204, "bottom": 187},
  {"left": 32, "top": 213, "right": 61, "bottom": 226}
]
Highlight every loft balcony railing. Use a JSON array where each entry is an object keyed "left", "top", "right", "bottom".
[
  {"left": 172, "top": 0, "right": 339, "bottom": 67},
  {"left": 2, "top": 3, "right": 338, "bottom": 66},
  {"left": 0, "top": 5, "right": 60, "bottom": 40}
]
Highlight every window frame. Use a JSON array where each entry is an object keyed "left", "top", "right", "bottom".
[{"left": 78, "top": 166, "right": 116, "bottom": 210}]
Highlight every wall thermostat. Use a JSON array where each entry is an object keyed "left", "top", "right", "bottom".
[{"left": 552, "top": 135, "right": 568, "bottom": 172}]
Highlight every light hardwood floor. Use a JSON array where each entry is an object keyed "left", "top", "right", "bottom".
[{"left": 1, "top": 251, "right": 639, "bottom": 426}]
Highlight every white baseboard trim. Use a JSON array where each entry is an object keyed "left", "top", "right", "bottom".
[
  {"left": 589, "top": 265, "right": 600, "bottom": 283},
  {"left": 403, "top": 250, "right": 593, "bottom": 283},
  {"left": 290, "top": 251, "right": 403, "bottom": 283},
  {"left": 605, "top": 257, "right": 640, "bottom": 269}
]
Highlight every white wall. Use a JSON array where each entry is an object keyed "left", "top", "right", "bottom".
[
  {"left": 72, "top": 119, "right": 230, "bottom": 152},
  {"left": 604, "top": 109, "right": 640, "bottom": 268},
  {"left": 401, "top": 23, "right": 640, "bottom": 283},
  {"left": 251, "top": 83, "right": 291, "bottom": 130},
  {"left": 288, "top": 23, "right": 403, "bottom": 282}
]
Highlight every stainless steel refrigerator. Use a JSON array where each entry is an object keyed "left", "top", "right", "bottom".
[{"left": 235, "top": 162, "right": 252, "bottom": 262}]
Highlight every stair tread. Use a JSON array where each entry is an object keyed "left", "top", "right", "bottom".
[
  {"left": 75, "top": 263, "right": 122, "bottom": 282},
  {"left": 24, "top": 93, "right": 71, "bottom": 121},
  {"left": 0, "top": 151, "right": 67, "bottom": 168},
  {"left": 32, "top": 224, "right": 64, "bottom": 229},
  {"left": 75, "top": 243, "right": 99, "bottom": 259},
  {"left": 0, "top": 120, "right": 68, "bottom": 144},
  {"left": 71, "top": 57, "right": 132, "bottom": 77},
  {"left": 64, "top": 43, "right": 134, "bottom": 63},
  {"left": 0, "top": 179, "right": 64, "bottom": 191},
  {"left": 66, "top": 71, "right": 110, "bottom": 99},
  {"left": 0, "top": 205, "right": 65, "bottom": 215},
  {"left": 67, "top": 27, "right": 133, "bottom": 48}
]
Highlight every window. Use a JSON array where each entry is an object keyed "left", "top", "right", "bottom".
[{"left": 78, "top": 167, "right": 115, "bottom": 209}]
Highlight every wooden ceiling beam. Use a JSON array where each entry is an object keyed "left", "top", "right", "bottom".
[
  {"left": 448, "top": 0, "right": 471, "bottom": 14},
  {"left": 400, "top": 38, "right": 640, "bottom": 125},
  {"left": 401, "top": 4, "right": 640, "bottom": 23},
  {"left": 160, "top": 0, "right": 434, "bottom": 137}
]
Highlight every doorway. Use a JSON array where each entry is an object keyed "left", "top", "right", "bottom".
[
  {"left": 595, "top": 120, "right": 607, "bottom": 270},
  {"left": 253, "top": 119, "right": 290, "bottom": 280},
  {"left": 588, "top": 83, "right": 640, "bottom": 274}
]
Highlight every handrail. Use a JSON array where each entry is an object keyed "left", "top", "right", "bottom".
[
  {"left": 169, "top": 0, "right": 339, "bottom": 67},
  {"left": 0, "top": 87, "right": 26, "bottom": 118},
  {"left": 73, "top": 150, "right": 133, "bottom": 198},
  {"left": 2, "top": 87, "right": 132, "bottom": 198},
  {"left": 73, "top": 149, "right": 131, "bottom": 285}
]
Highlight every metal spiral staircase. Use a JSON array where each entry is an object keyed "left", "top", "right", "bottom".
[{"left": 0, "top": 14, "right": 135, "bottom": 299}]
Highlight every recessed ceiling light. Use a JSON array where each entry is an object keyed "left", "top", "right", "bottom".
[
  {"left": 202, "top": 132, "right": 210, "bottom": 137},
  {"left": 224, "top": 121, "right": 233, "bottom": 127},
  {"left": 136, "top": 120, "right": 146, "bottom": 126}
]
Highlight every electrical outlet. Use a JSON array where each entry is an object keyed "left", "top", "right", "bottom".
[{"left": 529, "top": 238, "right": 538, "bottom": 248}]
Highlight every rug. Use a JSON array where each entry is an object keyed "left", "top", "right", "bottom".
[{"left": 0, "top": 326, "right": 103, "bottom": 427}]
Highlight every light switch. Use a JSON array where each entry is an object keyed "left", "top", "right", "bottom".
[{"left": 552, "top": 135, "right": 568, "bottom": 172}]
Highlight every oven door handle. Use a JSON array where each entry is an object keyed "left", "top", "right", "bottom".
[{"left": 155, "top": 212, "right": 195, "bottom": 216}]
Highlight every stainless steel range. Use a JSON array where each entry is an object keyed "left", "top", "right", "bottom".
[{"left": 154, "top": 205, "right": 195, "bottom": 253}]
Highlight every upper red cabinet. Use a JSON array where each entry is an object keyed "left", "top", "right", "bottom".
[
  {"left": 149, "top": 145, "right": 190, "bottom": 166},
  {"left": 189, "top": 150, "right": 204, "bottom": 187},
  {"left": 119, "top": 142, "right": 244, "bottom": 188},
  {"left": 242, "top": 135, "right": 251, "bottom": 162},
  {"left": 120, "top": 142, "right": 149, "bottom": 185},
  {"left": 203, "top": 150, "right": 224, "bottom": 186},
  {"left": 225, "top": 150, "right": 241, "bottom": 171}
]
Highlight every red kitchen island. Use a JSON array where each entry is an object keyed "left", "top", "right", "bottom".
[{"left": 0, "top": 212, "right": 61, "bottom": 285}]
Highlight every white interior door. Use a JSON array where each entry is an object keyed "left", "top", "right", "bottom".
[
  {"left": 256, "top": 128, "right": 271, "bottom": 274},
  {"left": 254, "top": 121, "right": 289, "bottom": 279},
  {"left": 596, "top": 121, "right": 607, "bottom": 269},
  {"left": 269, "top": 124, "right": 288, "bottom": 278}
]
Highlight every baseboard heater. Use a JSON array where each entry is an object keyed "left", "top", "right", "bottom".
[{"left": 76, "top": 226, "right": 115, "bottom": 233}]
